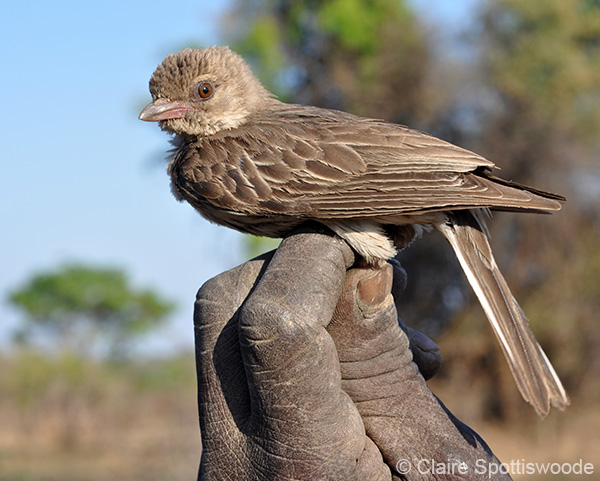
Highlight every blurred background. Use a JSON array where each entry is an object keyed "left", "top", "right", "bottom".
[{"left": 1, "top": 0, "right": 599, "bottom": 479}]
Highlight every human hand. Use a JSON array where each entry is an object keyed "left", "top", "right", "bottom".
[{"left": 194, "top": 227, "right": 510, "bottom": 480}]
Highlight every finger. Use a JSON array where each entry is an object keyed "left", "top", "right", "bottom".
[
  {"left": 328, "top": 265, "right": 509, "bottom": 479},
  {"left": 328, "top": 264, "right": 416, "bottom": 401},
  {"left": 193, "top": 253, "right": 272, "bottom": 445},
  {"left": 389, "top": 258, "right": 407, "bottom": 298},
  {"left": 240, "top": 229, "right": 355, "bottom": 376},
  {"left": 239, "top": 229, "right": 353, "bottom": 397},
  {"left": 406, "top": 327, "right": 441, "bottom": 380},
  {"left": 238, "top": 231, "right": 375, "bottom": 473},
  {"left": 355, "top": 437, "right": 393, "bottom": 481},
  {"left": 391, "top": 261, "right": 442, "bottom": 379}
]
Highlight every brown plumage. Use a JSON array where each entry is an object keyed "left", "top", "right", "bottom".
[{"left": 140, "top": 46, "right": 569, "bottom": 416}]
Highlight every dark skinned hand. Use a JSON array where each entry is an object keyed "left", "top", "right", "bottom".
[{"left": 194, "top": 228, "right": 512, "bottom": 480}]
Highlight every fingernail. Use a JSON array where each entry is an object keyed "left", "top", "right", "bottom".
[{"left": 357, "top": 265, "right": 392, "bottom": 306}]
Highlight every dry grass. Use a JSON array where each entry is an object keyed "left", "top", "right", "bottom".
[
  {"left": 1, "top": 350, "right": 596, "bottom": 481},
  {"left": 0, "top": 352, "right": 200, "bottom": 481}
]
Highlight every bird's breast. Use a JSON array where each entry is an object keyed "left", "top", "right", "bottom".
[{"left": 167, "top": 142, "right": 306, "bottom": 238}]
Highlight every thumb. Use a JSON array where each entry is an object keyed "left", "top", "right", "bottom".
[{"left": 329, "top": 264, "right": 415, "bottom": 379}]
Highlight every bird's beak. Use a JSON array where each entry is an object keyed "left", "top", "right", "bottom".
[{"left": 139, "top": 98, "right": 192, "bottom": 122}]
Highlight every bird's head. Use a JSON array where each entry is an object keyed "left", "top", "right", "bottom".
[{"left": 139, "top": 46, "right": 273, "bottom": 137}]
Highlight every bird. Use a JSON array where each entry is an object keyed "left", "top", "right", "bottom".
[{"left": 139, "top": 46, "right": 569, "bottom": 416}]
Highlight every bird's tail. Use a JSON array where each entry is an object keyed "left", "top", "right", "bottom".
[{"left": 436, "top": 210, "right": 570, "bottom": 416}]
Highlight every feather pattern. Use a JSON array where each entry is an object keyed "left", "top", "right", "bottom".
[
  {"left": 167, "top": 106, "right": 569, "bottom": 416},
  {"left": 169, "top": 104, "right": 563, "bottom": 227},
  {"left": 143, "top": 46, "right": 569, "bottom": 415}
]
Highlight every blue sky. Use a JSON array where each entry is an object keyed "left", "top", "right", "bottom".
[{"left": 1, "top": 0, "right": 477, "bottom": 354}]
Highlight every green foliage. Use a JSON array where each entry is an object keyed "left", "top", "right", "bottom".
[
  {"left": 484, "top": 0, "right": 600, "bottom": 136},
  {"left": 319, "top": 0, "right": 384, "bottom": 52},
  {"left": 319, "top": 0, "right": 409, "bottom": 53},
  {"left": 237, "top": 14, "right": 288, "bottom": 96},
  {"left": 225, "top": 0, "right": 428, "bottom": 121},
  {"left": 8, "top": 264, "right": 175, "bottom": 358}
]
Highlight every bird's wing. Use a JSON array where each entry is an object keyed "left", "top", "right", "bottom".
[{"left": 173, "top": 104, "right": 564, "bottom": 218}]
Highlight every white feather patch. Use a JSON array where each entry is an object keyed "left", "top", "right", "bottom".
[{"left": 324, "top": 220, "right": 397, "bottom": 263}]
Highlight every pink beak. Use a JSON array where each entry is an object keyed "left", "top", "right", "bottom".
[{"left": 139, "top": 98, "right": 192, "bottom": 122}]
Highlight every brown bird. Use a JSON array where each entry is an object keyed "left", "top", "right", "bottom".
[{"left": 140, "top": 46, "right": 569, "bottom": 416}]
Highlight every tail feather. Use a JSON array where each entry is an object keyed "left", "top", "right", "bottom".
[{"left": 436, "top": 210, "right": 570, "bottom": 416}]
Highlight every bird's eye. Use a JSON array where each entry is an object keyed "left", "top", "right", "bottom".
[{"left": 196, "top": 82, "right": 214, "bottom": 100}]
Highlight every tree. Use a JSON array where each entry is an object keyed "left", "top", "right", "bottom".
[
  {"left": 223, "top": 0, "right": 430, "bottom": 123},
  {"left": 477, "top": 0, "right": 600, "bottom": 321},
  {"left": 482, "top": 0, "right": 600, "bottom": 143},
  {"left": 427, "top": 0, "right": 600, "bottom": 421},
  {"left": 8, "top": 264, "right": 175, "bottom": 358}
]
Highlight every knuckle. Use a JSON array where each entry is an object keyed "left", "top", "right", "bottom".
[{"left": 240, "top": 297, "right": 312, "bottom": 344}]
